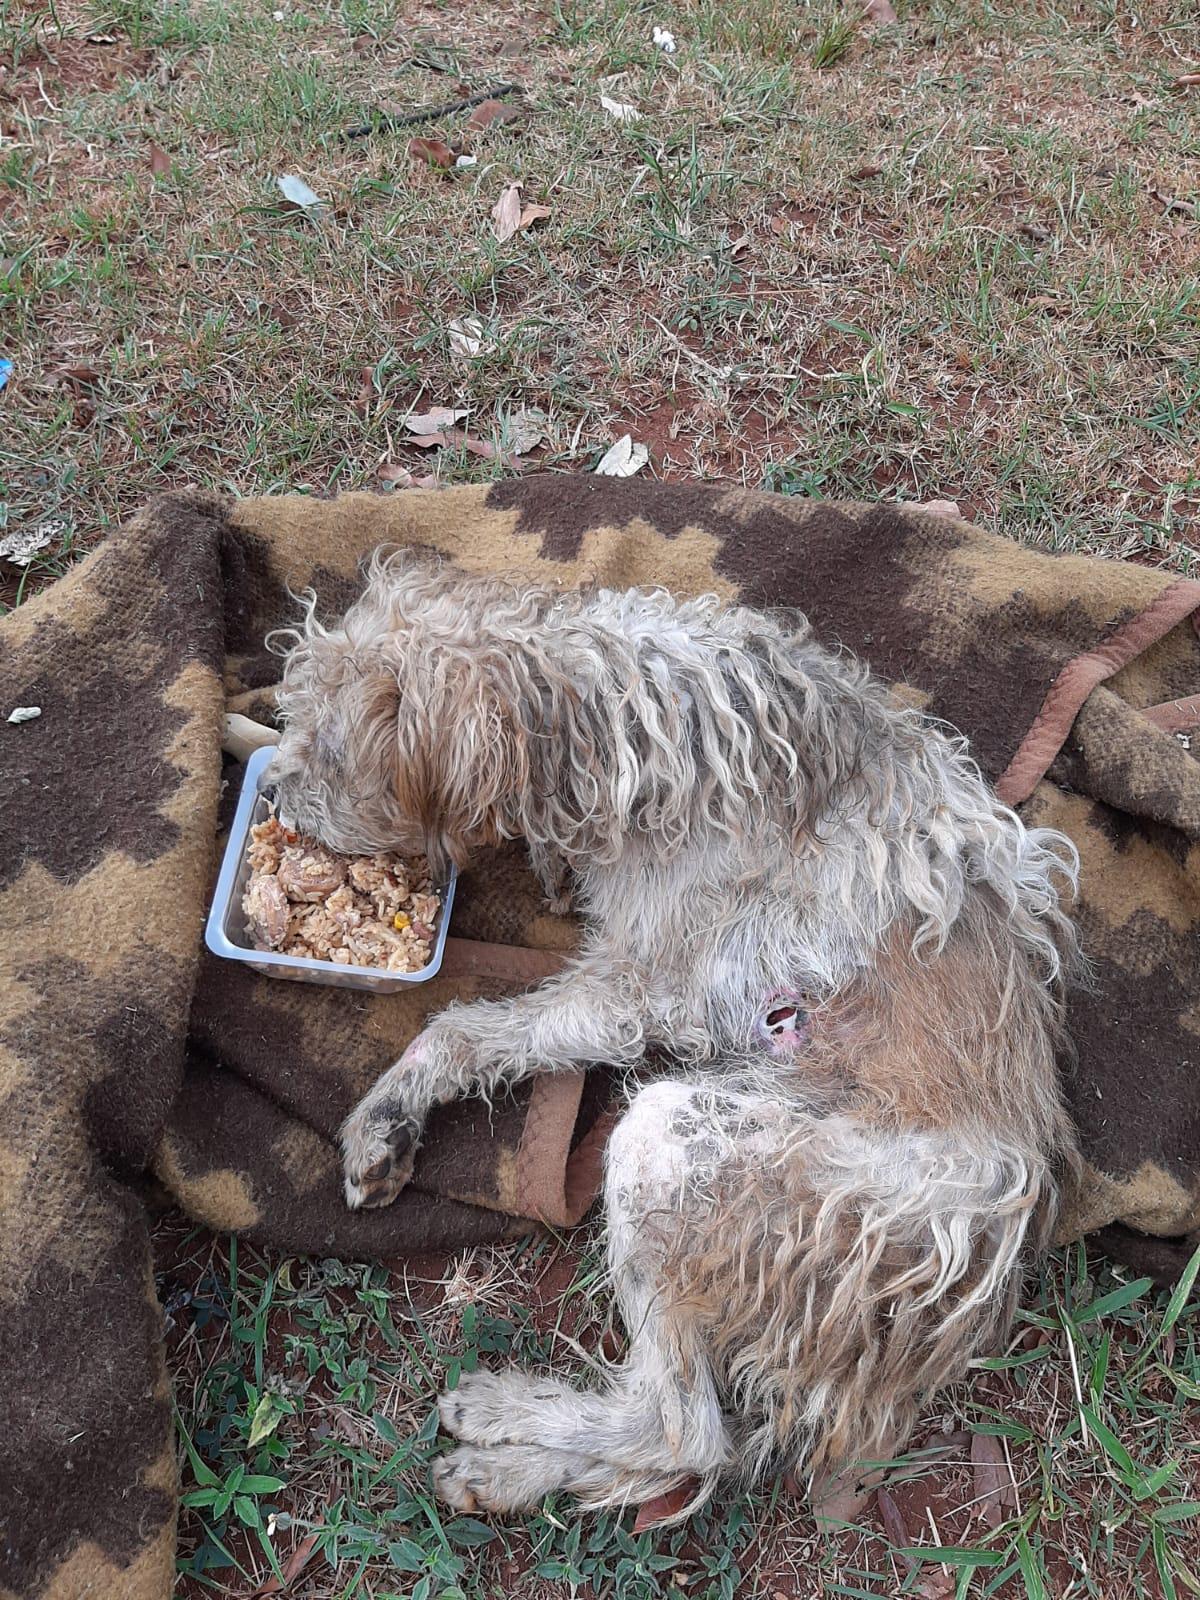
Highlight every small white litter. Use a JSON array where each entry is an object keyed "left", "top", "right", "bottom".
[
  {"left": 594, "top": 435, "right": 649, "bottom": 477},
  {"left": 600, "top": 95, "right": 641, "bottom": 124},
  {"left": 276, "top": 174, "right": 324, "bottom": 213}
]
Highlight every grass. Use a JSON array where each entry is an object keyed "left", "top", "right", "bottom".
[
  {"left": 4, "top": 0, "right": 1200, "bottom": 1592},
  {"left": 2, "top": 0, "right": 1199, "bottom": 598}
]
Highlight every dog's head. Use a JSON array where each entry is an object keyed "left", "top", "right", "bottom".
[{"left": 267, "top": 553, "right": 531, "bottom": 877}]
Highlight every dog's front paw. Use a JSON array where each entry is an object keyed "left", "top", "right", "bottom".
[{"left": 341, "top": 1101, "right": 423, "bottom": 1210}]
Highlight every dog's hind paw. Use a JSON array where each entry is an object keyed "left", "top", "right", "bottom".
[
  {"left": 432, "top": 1447, "right": 494, "bottom": 1513},
  {"left": 341, "top": 1103, "right": 422, "bottom": 1209},
  {"left": 440, "top": 1369, "right": 585, "bottom": 1445},
  {"left": 438, "top": 1368, "right": 555, "bottom": 1445},
  {"left": 432, "top": 1443, "right": 584, "bottom": 1515}
]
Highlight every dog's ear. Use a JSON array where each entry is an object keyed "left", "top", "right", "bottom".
[
  {"left": 381, "top": 667, "right": 457, "bottom": 879},
  {"left": 392, "top": 651, "right": 531, "bottom": 880}
]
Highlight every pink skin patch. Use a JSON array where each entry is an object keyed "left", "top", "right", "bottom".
[
  {"left": 755, "top": 990, "right": 812, "bottom": 1055},
  {"left": 401, "top": 1032, "right": 432, "bottom": 1068}
]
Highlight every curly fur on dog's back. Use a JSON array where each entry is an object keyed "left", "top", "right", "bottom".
[
  {"left": 270, "top": 552, "right": 1080, "bottom": 1514},
  {"left": 275, "top": 550, "right": 1074, "bottom": 967}
]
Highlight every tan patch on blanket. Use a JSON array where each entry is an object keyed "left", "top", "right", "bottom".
[
  {"left": 155, "top": 1139, "right": 261, "bottom": 1231},
  {"left": 1058, "top": 1159, "right": 1200, "bottom": 1244},
  {"left": 271, "top": 1119, "right": 337, "bottom": 1196},
  {"left": 36, "top": 1528, "right": 175, "bottom": 1600}
]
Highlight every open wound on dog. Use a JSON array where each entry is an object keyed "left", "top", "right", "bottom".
[{"left": 755, "top": 991, "right": 811, "bottom": 1054}]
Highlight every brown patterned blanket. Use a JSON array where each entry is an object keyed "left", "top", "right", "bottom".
[{"left": 2, "top": 480, "right": 1198, "bottom": 1598}]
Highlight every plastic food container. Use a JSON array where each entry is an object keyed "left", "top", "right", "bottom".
[{"left": 205, "top": 745, "right": 457, "bottom": 991}]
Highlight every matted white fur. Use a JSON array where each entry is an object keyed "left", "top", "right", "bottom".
[{"left": 268, "top": 554, "right": 1080, "bottom": 1515}]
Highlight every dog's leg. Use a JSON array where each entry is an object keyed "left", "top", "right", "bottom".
[
  {"left": 433, "top": 1442, "right": 679, "bottom": 1515},
  {"left": 435, "top": 1081, "right": 734, "bottom": 1513},
  {"left": 342, "top": 958, "right": 643, "bottom": 1208},
  {"left": 435, "top": 1338, "right": 727, "bottom": 1478},
  {"left": 436, "top": 1083, "right": 1038, "bottom": 1514}
]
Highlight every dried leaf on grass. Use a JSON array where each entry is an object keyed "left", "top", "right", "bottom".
[
  {"left": 318, "top": 1405, "right": 372, "bottom": 1448},
  {"left": 595, "top": 434, "right": 649, "bottom": 476},
  {"left": 863, "top": 0, "right": 899, "bottom": 20},
  {"left": 633, "top": 1477, "right": 700, "bottom": 1531},
  {"left": 251, "top": 1527, "right": 324, "bottom": 1597},
  {"left": 916, "top": 1575, "right": 957, "bottom": 1599},
  {"left": 55, "top": 364, "right": 100, "bottom": 390},
  {"left": 467, "top": 98, "right": 522, "bottom": 131},
  {"left": 405, "top": 406, "right": 469, "bottom": 433},
  {"left": 492, "top": 182, "right": 523, "bottom": 242},
  {"left": 276, "top": 174, "right": 324, "bottom": 212},
  {"left": 448, "top": 316, "right": 490, "bottom": 359},
  {"left": 148, "top": 142, "right": 171, "bottom": 177},
  {"left": 353, "top": 367, "right": 374, "bottom": 415},
  {"left": 600, "top": 94, "right": 641, "bottom": 123},
  {"left": 505, "top": 407, "right": 546, "bottom": 455},
  {"left": 377, "top": 463, "right": 440, "bottom": 489},
  {"left": 970, "top": 1430, "right": 1016, "bottom": 1529},
  {"left": 0, "top": 525, "right": 54, "bottom": 567},
  {"left": 408, "top": 136, "right": 455, "bottom": 170},
  {"left": 1149, "top": 187, "right": 1197, "bottom": 218},
  {"left": 456, "top": 431, "right": 522, "bottom": 468},
  {"left": 808, "top": 1466, "right": 879, "bottom": 1523},
  {"left": 876, "top": 1487, "right": 917, "bottom": 1568},
  {"left": 409, "top": 427, "right": 471, "bottom": 455},
  {"left": 491, "top": 182, "right": 552, "bottom": 242},
  {"left": 260, "top": 301, "right": 300, "bottom": 329},
  {"left": 921, "top": 1426, "right": 971, "bottom": 1458},
  {"left": 406, "top": 428, "right": 524, "bottom": 470},
  {"left": 917, "top": 498, "right": 962, "bottom": 519},
  {"left": 519, "top": 200, "right": 552, "bottom": 229}
]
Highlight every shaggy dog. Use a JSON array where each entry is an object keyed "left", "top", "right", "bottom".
[{"left": 267, "top": 551, "right": 1078, "bottom": 1518}]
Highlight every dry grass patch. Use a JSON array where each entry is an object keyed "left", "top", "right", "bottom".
[{"left": 2, "top": 0, "right": 1198, "bottom": 604}]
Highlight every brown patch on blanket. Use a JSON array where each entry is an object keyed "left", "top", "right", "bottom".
[{"left": 0, "top": 1201, "right": 175, "bottom": 1600}]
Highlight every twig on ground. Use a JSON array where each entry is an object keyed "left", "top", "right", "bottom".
[
  {"left": 344, "top": 83, "right": 519, "bottom": 140},
  {"left": 648, "top": 315, "right": 739, "bottom": 382}
]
